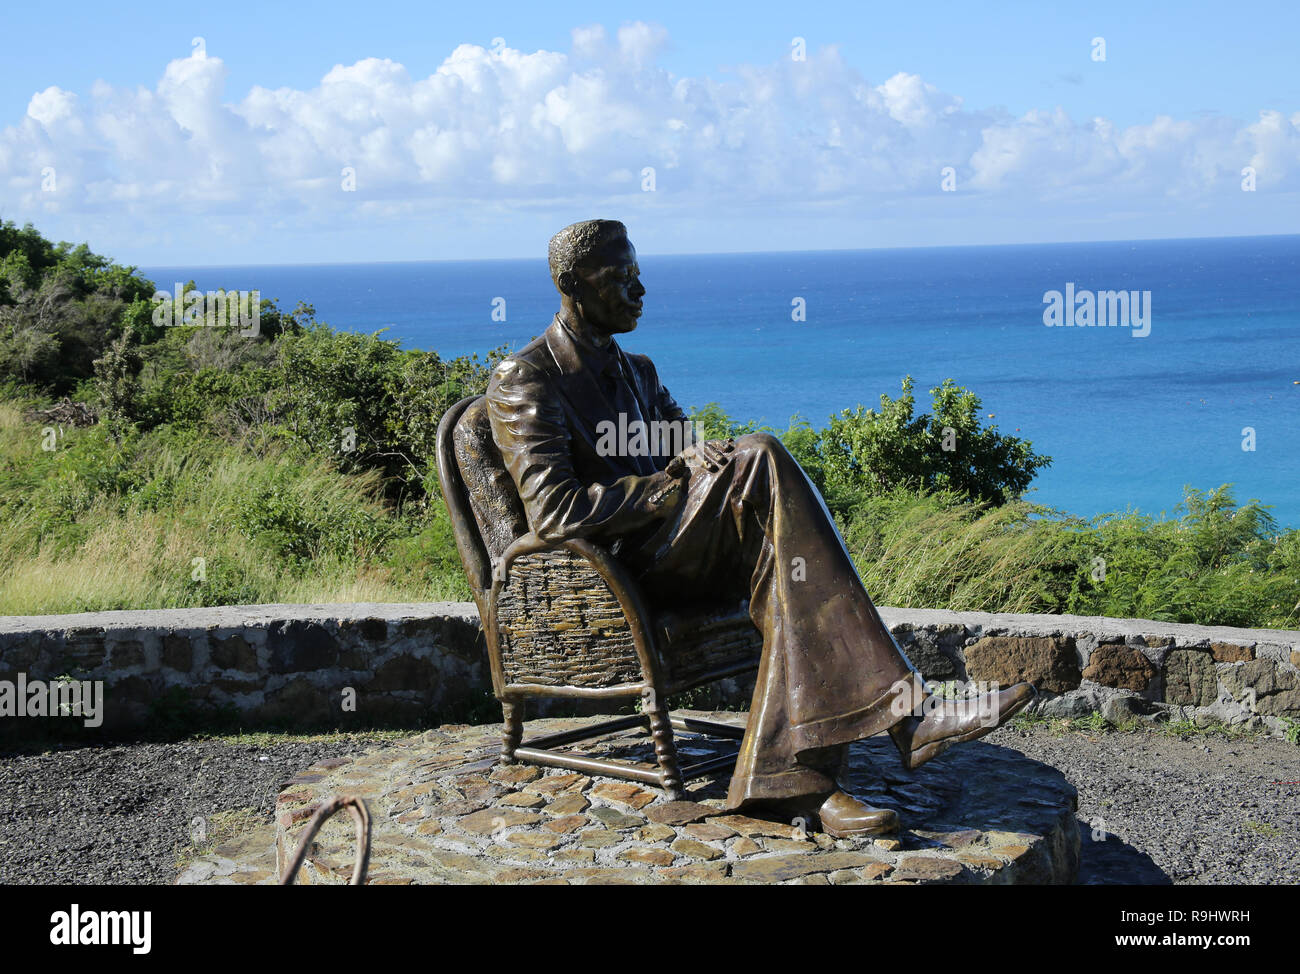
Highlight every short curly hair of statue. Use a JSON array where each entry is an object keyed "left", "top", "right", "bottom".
[{"left": 547, "top": 220, "right": 629, "bottom": 287}]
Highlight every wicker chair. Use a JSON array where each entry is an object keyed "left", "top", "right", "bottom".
[{"left": 435, "top": 394, "right": 761, "bottom": 799}]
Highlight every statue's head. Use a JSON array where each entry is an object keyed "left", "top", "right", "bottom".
[{"left": 548, "top": 219, "right": 644, "bottom": 336}]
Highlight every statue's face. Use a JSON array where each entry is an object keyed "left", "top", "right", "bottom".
[{"left": 572, "top": 236, "right": 644, "bottom": 335}]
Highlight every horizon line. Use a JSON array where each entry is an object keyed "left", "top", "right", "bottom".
[{"left": 134, "top": 230, "right": 1300, "bottom": 271}]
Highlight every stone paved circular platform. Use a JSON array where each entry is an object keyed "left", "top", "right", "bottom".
[{"left": 220, "top": 712, "right": 1080, "bottom": 885}]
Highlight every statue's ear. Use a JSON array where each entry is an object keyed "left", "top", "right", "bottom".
[{"left": 556, "top": 270, "right": 577, "bottom": 297}]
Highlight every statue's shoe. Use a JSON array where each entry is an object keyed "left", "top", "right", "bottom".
[
  {"left": 816, "top": 790, "right": 899, "bottom": 838},
  {"left": 888, "top": 683, "right": 1037, "bottom": 771}
]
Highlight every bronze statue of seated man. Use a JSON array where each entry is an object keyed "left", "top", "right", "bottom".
[{"left": 485, "top": 219, "right": 1035, "bottom": 837}]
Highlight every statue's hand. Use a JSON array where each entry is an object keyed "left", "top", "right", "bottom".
[
  {"left": 680, "top": 438, "right": 736, "bottom": 474},
  {"left": 645, "top": 468, "right": 686, "bottom": 518},
  {"left": 645, "top": 439, "right": 735, "bottom": 518}
]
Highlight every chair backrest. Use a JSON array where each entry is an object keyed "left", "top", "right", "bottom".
[{"left": 435, "top": 395, "right": 529, "bottom": 607}]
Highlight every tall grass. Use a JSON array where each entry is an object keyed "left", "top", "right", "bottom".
[
  {"left": 843, "top": 487, "right": 1300, "bottom": 630},
  {"left": 844, "top": 490, "right": 1076, "bottom": 614},
  {"left": 1, "top": 395, "right": 1296, "bottom": 630},
  {"left": 0, "top": 398, "right": 468, "bottom": 613}
]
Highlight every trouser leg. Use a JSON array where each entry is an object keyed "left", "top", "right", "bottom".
[{"left": 624, "top": 433, "right": 918, "bottom": 810}]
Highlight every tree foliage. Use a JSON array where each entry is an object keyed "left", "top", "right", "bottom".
[
  {"left": 693, "top": 376, "right": 1052, "bottom": 519},
  {"left": 802, "top": 376, "right": 1051, "bottom": 515},
  {"left": 0, "top": 221, "right": 504, "bottom": 501}
]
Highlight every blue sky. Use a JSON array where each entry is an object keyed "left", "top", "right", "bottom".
[{"left": 2, "top": 1, "right": 1298, "bottom": 264}]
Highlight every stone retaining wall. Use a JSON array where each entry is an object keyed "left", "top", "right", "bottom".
[
  {"left": 0, "top": 603, "right": 487, "bottom": 732},
  {"left": 1, "top": 603, "right": 1297, "bottom": 736},
  {"left": 885, "top": 607, "right": 1300, "bottom": 736}
]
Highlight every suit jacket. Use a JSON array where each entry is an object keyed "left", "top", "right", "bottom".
[{"left": 486, "top": 315, "right": 688, "bottom": 545}]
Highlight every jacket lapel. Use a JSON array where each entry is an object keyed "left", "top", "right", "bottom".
[{"left": 543, "top": 318, "right": 656, "bottom": 477}]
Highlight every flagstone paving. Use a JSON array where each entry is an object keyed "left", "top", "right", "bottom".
[{"left": 177, "top": 711, "right": 1079, "bottom": 885}]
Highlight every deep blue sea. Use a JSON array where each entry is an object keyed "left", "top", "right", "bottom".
[{"left": 143, "top": 235, "right": 1300, "bottom": 528}]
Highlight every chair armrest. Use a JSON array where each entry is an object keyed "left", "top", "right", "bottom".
[{"left": 494, "top": 533, "right": 627, "bottom": 588}]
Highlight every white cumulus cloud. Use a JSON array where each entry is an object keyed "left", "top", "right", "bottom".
[{"left": 2, "top": 22, "right": 1296, "bottom": 256}]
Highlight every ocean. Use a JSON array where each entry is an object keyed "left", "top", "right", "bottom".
[{"left": 142, "top": 234, "right": 1300, "bottom": 529}]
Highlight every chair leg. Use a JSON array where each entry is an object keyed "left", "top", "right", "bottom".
[
  {"left": 500, "top": 699, "right": 523, "bottom": 764},
  {"left": 645, "top": 702, "right": 684, "bottom": 800}
]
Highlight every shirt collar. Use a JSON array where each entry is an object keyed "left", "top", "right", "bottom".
[{"left": 554, "top": 314, "right": 622, "bottom": 375}]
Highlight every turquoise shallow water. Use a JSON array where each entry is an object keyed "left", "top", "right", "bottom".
[{"left": 143, "top": 234, "right": 1300, "bottom": 528}]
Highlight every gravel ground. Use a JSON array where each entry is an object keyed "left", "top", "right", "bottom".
[
  {"left": 0, "top": 736, "right": 398, "bottom": 885},
  {"left": 986, "top": 724, "right": 1300, "bottom": 885},
  {"left": 1, "top": 724, "right": 1297, "bottom": 885}
]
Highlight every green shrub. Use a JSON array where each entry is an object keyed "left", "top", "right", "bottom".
[{"left": 790, "top": 376, "right": 1051, "bottom": 516}]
